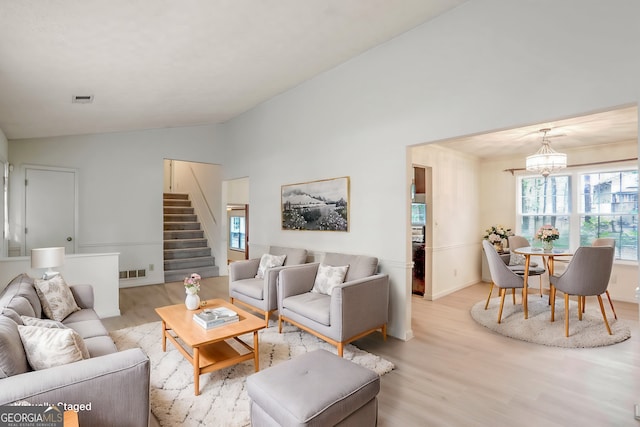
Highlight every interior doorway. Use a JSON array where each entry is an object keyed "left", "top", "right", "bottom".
[{"left": 410, "top": 164, "right": 433, "bottom": 299}]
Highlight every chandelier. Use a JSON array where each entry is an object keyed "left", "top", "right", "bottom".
[{"left": 525, "top": 128, "right": 567, "bottom": 177}]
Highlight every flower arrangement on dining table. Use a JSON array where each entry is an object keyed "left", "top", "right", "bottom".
[
  {"left": 184, "top": 273, "right": 201, "bottom": 295},
  {"left": 535, "top": 224, "right": 560, "bottom": 243}
]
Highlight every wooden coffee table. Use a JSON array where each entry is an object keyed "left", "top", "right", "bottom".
[{"left": 155, "top": 299, "right": 265, "bottom": 395}]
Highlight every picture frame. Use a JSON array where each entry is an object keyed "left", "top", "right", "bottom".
[{"left": 281, "top": 176, "right": 350, "bottom": 231}]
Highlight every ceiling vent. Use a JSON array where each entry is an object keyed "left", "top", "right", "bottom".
[{"left": 72, "top": 95, "right": 94, "bottom": 104}]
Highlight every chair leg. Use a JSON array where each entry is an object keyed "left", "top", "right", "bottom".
[
  {"left": 512, "top": 288, "right": 516, "bottom": 305},
  {"left": 278, "top": 315, "right": 283, "bottom": 333},
  {"left": 564, "top": 293, "right": 570, "bottom": 337},
  {"left": 337, "top": 343, "right": 344, "bottom": 357},
  {"left": 606, "top": 290, "right": 618, "bottom": 320},
  {"left": 498, "top": 288, "right": 506, "bottom": 324},
  {"left": 597, "top": 295, "right": 613, "bottom": 335},
  {"left": 578, "top": 296, "right": 583, "bottom": 321},
  {"left": 264, "top": 312, "right": 270, "bottom": 328},
  {"left": 550, "top": 285, "right": 557, "bottom": 322},
  {"left": 484, "top": 282, "right": 494, "bottom": 310},
  {"left": 539, "top": 275, "right": 543, "bottom": 297}
]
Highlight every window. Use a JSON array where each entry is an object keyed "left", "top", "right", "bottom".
[
  {"left": 578, "top": 171, "right": 638, "bottom": 260},
  {"left": 229, "top": 216, "right": 245, "bottom": 251},
  {"left": 519, "top": 175, "right": 571, "bottom": 249},
  {"left": 518, "top": 168, "right": 638, "bottom": 261}
]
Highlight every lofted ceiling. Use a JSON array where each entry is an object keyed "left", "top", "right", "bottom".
[
  {"left": 431, "top": 105, "right": 638, "bottom": 160},
  {"left": 0, "top": 0, "right": 467, "bottom": 140}
]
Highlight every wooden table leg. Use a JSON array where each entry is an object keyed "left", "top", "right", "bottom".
[
  {"left": 522, "top": 255, "right": 530, "bottom": 319},
  {"left": 161, "top": 320, "right": 167, "bottom": 352},
  {"left": 253, "top": 331, "right": 260, "bottom": 372},
  {"left": 194, "top": 347, "right": 200, "bottom": 396}
]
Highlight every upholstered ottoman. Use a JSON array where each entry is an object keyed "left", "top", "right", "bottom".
[{"left": 247, "top": 349, "right": 380, "bottom": 426}]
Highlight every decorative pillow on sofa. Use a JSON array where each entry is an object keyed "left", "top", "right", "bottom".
[
  {"left": 34, "top": 275, "right": 80, "bottom": 322},
  {"left": 311, "top": 264, "right": 349, "bottom": 296},
  {"left": 17, "top": 325, "right": 90, "bottom": 370},
  {"left": 0, "top": 316, "right": 29, "bottom": 379},
  {"left": 20, "top": 315, "right": 66, "bottom": 329},
  {"left": 255, "top": 254, "right": 287, "bottom": 279}
]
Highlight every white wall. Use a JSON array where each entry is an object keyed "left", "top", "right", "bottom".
[
  {"left": 8, "top": 125, "right": 226, "bottom": 287},
  {"left": 221, "top": 0, "right": 640, "bottom": 340},
  {"left": 412, "top": 144, "right": 481, "bottom": 299}
]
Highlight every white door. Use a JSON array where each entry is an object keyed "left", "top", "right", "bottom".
[{"left": 25, "top": 167, "right": 76, "bottom": 253}]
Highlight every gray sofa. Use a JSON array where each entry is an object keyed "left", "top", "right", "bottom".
[
  {"left": 229, "top": 246, "right": 308, "bottom": 326},
  {"left": 277, "top": 252, "right": 389, "bottom": 356},
  {"left": 0, "top": 273, "right": 150, "bottom": 427}
]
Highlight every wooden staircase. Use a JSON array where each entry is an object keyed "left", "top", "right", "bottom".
[{"left": 163, "top": 193, "right": 219, "bottom": 283}]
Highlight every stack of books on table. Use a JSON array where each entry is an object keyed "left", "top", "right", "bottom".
[{"left": 193, "top": 307, "right": 239, "bottom": 330}]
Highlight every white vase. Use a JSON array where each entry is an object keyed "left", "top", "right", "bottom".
[
  {"left": 185, "top": 293, "right": 200, "bottom": 310},
  {"left": 542, "top": 240, "right": 553, "bottom": 252}
]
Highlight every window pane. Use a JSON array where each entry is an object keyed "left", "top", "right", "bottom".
[
  {"left": 521, "top": 176, "right": 571, "bottom": 215},
  {"left": 579, "top": 171, "right": 638, "bottom": 214},
  {"left": 578, "top": 170, "right": 638, "bottom": 261}
]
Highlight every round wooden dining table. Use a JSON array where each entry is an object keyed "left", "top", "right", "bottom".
[{"left": 512, "top": 246, "right": 573, "bottom": 300}]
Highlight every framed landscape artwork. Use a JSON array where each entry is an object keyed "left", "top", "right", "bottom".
[{"left": 281, "top": 176, "right": 350, "bottom": 231}]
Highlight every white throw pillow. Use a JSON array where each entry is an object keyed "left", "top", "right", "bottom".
[
  {"left": 311, "top": 264, "right": 349, "bottom": 295},
  {"left": 20, "top": 315, "right": 66, "bottom": 329},
  {"left": 17, "top": 325, "right": 90, "bottom": 370},
  {"left": 509, "top": 253, "right": 538, "bottom": 267},
  {"left": 509, "top": 253, "right": 526, "bottom": 266},
  {"left": 255, "top": 254, "right": 287, "bottom": 279},
  {"left": 34, "top": 275, "right": 80, "bottom": 322}
]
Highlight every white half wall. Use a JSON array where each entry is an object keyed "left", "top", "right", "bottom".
[{"left": 0, "top": 252, "right": 120, "bottom": 318}]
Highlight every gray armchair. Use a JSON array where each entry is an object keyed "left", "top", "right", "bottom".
[
  {"left": 482, "top": 240, "right": 529, "bottom": 323},
  {"left": 549, "top": 246, "right": 615, "bottom": 337},
  {"left": 229, "top": 246, "right": 308, "bottom": 327},
  {"left": 277, "top": 252, "right": 389, "bottom": 356}
]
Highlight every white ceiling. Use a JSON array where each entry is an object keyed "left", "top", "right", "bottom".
[
  {"left": 0, "top": 0, "right": 467, "bottom": 140},
  {"left": 432, "top": 105, "right": 638, "bottom": 160}
]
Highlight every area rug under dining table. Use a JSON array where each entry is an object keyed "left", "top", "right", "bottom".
[
  {"left": 110, "top": 321, "right": 394, "bottom": 427},
  {"left": 471, "top": 296, "right": 631, "bottom": 348}
]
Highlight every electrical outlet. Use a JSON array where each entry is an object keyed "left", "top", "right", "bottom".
[{"left": 149, "top": 264, "right": 154, "bottom": 271}]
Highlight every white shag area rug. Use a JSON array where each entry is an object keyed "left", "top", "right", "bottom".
[
  {"left": 110, "top": 321, "right": 394, "bottom": 427},
  {"left": 471, "top": 296, "right": 631, "bottom": 348}
]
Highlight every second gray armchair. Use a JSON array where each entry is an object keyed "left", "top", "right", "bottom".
[{"left": 277, "top": 252, "right": 389, "bottom": 356}]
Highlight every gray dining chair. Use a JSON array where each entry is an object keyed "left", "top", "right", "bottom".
[
  {"left": 548, "top": 246, "right": 615, "bottom": 337},
  {"left": 507, "top": 235, "right": 546, "bottom": 296},
  {"left": 591, "top": 238, "right": 617, "bottom": 319},
  {"left": 482, "top": 240, "right": 528, "bottom": 323}
]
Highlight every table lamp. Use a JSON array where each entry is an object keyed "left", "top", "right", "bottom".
[{"left": 31, "top": 247, "right": 65, "bottom": 280}]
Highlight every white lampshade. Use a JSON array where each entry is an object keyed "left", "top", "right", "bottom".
[
  {"left": 31, "top": 247, "right": 65, "bottom": 279},
  {"left": 525, "top": 129, "right": 567, "bottom": 177}
]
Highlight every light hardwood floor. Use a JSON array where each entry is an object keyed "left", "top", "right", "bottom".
[{"left": 103, "top": 277, "right": 640, "bottom": 427}]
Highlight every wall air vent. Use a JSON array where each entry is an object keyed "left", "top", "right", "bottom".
[{"left": 72, "top": 95, "right": 94, "bottom": 104}]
